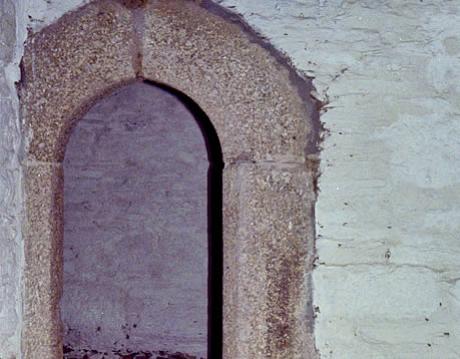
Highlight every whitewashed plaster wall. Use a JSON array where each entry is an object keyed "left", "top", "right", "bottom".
[
  {"left": 1, "top": 0, "right": 460, "bottom": 358},
  {"left": 0, "top": 1, "right": 24, "bottom": 358},
  {"left": 215, "top": 1, "right": 460, "bottom": 358}
]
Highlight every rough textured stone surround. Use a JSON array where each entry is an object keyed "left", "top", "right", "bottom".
[{"left": 18, "top": 0, "right": 320, "bottom": 358}]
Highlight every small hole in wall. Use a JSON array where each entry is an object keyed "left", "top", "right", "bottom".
[{"left": 61, "top": 81, "right": 223, "bottom": 359}]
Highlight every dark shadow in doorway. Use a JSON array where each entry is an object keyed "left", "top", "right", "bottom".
[{"left": 144, "top": 80, "right": 224, "bottom": 359}]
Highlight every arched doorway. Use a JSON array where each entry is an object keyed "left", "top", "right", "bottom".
[
  {"left": 20, "top": 1, "right": 319, "bottom": 358},
  {"left": 61, "top": 81, "right": 223, "bottom": 358}
]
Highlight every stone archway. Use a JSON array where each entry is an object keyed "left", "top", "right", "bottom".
[{"left": 19, "top": 1, "right": 320, "bottom": 358}]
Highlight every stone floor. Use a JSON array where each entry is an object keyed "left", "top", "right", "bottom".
[{"left": 63, "top": 346, "right": 204, "bottom": 359}]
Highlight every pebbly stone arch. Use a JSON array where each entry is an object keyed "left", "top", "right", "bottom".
[{"left": 19, "top": 0, "right": 320, "bottom": 358}]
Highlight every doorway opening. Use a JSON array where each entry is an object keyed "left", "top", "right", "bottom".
[
  {"left": 61, "top": 81, "right": 223, "bottom": 359},
  {"left": 20, "top": 2, "right": 319, "bottom": 357}
]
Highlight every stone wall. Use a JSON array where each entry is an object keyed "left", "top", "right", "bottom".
[{"left": 0, "top": 1, "right": 460, "bottom": 358}]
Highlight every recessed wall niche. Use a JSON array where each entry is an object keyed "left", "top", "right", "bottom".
[
  {"left": 61, "top": 82, "right": 216, "bottom": 358},
  {"left": 20, "top": 1, "right": 318, "bottom": 358}
]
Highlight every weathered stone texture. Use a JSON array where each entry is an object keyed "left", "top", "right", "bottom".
[
  {"left": 20, "top": 0, "right": 136, "bottom": 162},
  {"left": 22, "top": 162, "right": 64, "bottom": 359},
  {"left": 142, "top": 0, "right": 312, "bottom": 164},
  {"left": 223, "top": 162, "right": 316, "bottom": 359}
]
